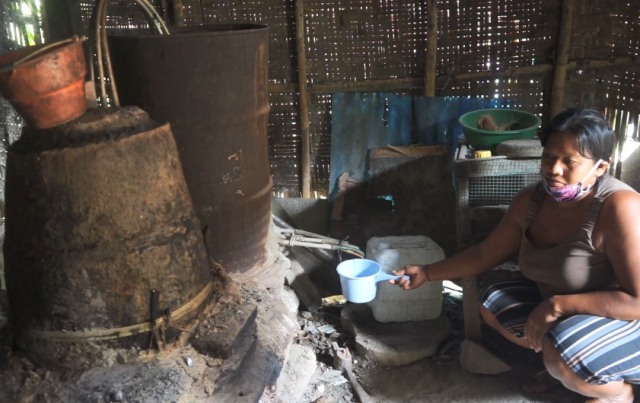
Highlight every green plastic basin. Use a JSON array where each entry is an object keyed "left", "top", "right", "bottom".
[{"left": 459, "top": 108, "right": 541, "bottom": 150}]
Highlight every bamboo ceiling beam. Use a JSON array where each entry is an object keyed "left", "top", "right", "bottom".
[
  {"left": 550, "top": 0, "right": 575, "bottom": 118},
  {"left": 295, "top": 0, "right": 312, "bottom": 198},
  {"left": 424, "top": 0, "right": 438, "bottom": 97}
]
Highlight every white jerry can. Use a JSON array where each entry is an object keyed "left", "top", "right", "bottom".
[{"left": 366, "top": 235, "right": 445, "bottom": 322}]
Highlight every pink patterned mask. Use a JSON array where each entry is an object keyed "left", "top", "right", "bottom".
[{"left": 542, "top": 159, "right": 603, "bottom": 203}]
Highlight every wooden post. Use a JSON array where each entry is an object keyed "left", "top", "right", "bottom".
[
  {"left": 295, "top": 0, "right": 312, "bottom": 198},
  {"left": 43, "top": 0, "right": 84, "bottom": 42},
  {"left": 170, "top": 0, "right": 184, "bottom": 28},
  {"left": 550, "top": 0, "right": 574, "bottom": 118},
  {"left": 424, "top": 0, "right": 438, "bottom": 97}
]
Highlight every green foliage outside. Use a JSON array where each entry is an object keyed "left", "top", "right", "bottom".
[{"left": 1, "top": 0, "right": 43, "bottom": 50}]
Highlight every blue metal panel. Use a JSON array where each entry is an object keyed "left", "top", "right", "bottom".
[{"left": 329, "top": 93, "right": 412, "bottom": 200}]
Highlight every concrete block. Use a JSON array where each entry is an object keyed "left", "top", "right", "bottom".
[{"left": 459, "top": 339, "right": 512, "bottom": 375}]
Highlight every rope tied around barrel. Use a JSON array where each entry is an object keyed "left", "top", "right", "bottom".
[{"left": 18, "top": 278, "right": 214, "bottom": 343}]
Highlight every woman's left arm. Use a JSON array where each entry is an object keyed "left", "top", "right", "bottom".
[
  {"left": 560, "top": 190, "right": 640, "bottom": 318},
  {"left": 525, "top": 190, "right": 640, "bottom": 351}
]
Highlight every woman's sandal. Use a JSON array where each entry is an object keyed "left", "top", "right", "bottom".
[{"left": 522, "top": 369, "right": 563, "bottom": 393}]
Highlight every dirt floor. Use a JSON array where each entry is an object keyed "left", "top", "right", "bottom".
[
  {"left": 0, "top": 268, "right": 586, "bottom": 403},
  {"left": 0, "top": 244, "right": 638, "bottom": 403},
  {"left": 268, "top": 293, "right": 581, "bottom": 403}
]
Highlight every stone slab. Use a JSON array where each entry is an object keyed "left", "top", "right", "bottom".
[
  {"left": 495, "top": 139, "right": 543, "bottom": 158},
  {"left": 340, "top": 304, "right": 450, "bottom": 367},
  {"left": 459, "top": 339, "right": 512, "bottom": 375}
]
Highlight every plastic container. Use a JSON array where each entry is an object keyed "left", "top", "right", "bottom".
[{"left": 366, "top": 236, "right": 445, "bottom": 322}]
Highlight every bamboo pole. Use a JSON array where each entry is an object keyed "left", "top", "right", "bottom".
[
  {"left": 550, "top": 0, "right": 575, "bottom": 118},
  {"left": 453, "top": 56, "right": 636, "bottom": 81},
  {"left": 424, "top": 0, "right": 438, "bottom": 96},
  {"left": 268, "top": 56, "right": 635, "bottom": 94},
  {"left": 295, "top": 0, "right": 312, "bottom": 198},
  {"left": 269, "top": 77, "right": 423, "bottom": 93}
]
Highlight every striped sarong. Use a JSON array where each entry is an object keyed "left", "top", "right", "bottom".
[{"left": 481, "top": 279, "right": 640, "bottom": 385}]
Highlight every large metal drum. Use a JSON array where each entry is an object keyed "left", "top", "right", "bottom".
[
  {"left": 4, "top": 107, "right": 216, "bottom": 370},
  {"left": 109, "top": 25, "right": 272, "bottom": 276}
]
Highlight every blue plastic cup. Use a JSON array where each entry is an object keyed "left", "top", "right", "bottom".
[{"left": 336, "top": 258, "right": 408, "bottom": 303}]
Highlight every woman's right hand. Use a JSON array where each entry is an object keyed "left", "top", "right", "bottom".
[{"left": 391, "top": 264, "right": 429, "bottom": 290}]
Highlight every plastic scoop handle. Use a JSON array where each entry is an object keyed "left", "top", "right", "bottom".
[{"left": 375, "top": 272, "right": 410, "bottom": 283}]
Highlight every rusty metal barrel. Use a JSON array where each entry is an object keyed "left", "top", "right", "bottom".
[
  {"left": 4, "top": 107, "right": 219, "bottom": 370},
  {"left": 108, "top": 25, "right": 272, "bottom": 276}
]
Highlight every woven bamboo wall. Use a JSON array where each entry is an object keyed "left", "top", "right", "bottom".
[{"left": 68, "top": 0, "right": 640, "bottom": 195}]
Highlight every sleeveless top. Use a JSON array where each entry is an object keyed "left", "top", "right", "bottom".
[{"left": 518, "top": 174, "right": 636, "bottom": 298}]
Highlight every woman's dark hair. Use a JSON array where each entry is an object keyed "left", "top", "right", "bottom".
[{"left": 539, "top": 108, "right": 616, "bottom": 162}]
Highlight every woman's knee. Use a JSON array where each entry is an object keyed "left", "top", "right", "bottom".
[
  {"left": 479, "top": 305, "right": 495, "bottom": 324},
  {"left": 479, "top": 305, "right": 508, "bottom": 334},
  {"left": 541, "top": 338, "right": 634, "bottom": 400}
]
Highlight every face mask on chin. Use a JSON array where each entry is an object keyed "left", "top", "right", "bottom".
[{"left": 542, "top": 159, "right": 603, "bottom": 203}]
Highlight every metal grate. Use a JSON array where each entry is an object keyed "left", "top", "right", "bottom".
[
  {"left": 469, "top": 173, "right": 540, "bottom": 207},
  {"left": 455, "top": 157, "right": 541, "bottom": 253}
]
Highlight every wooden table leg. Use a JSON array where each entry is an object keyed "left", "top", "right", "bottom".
[{"left": 462, "top": 275, "right": 482, "bottom": 341}]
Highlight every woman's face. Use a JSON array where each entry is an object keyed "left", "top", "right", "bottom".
[{"left": 540, "top": 130, "right": 606, "bottom": 190}]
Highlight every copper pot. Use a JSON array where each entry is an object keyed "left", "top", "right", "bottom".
[{"left": 0, "top": 35, "right": 87, "bottom": 129}]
